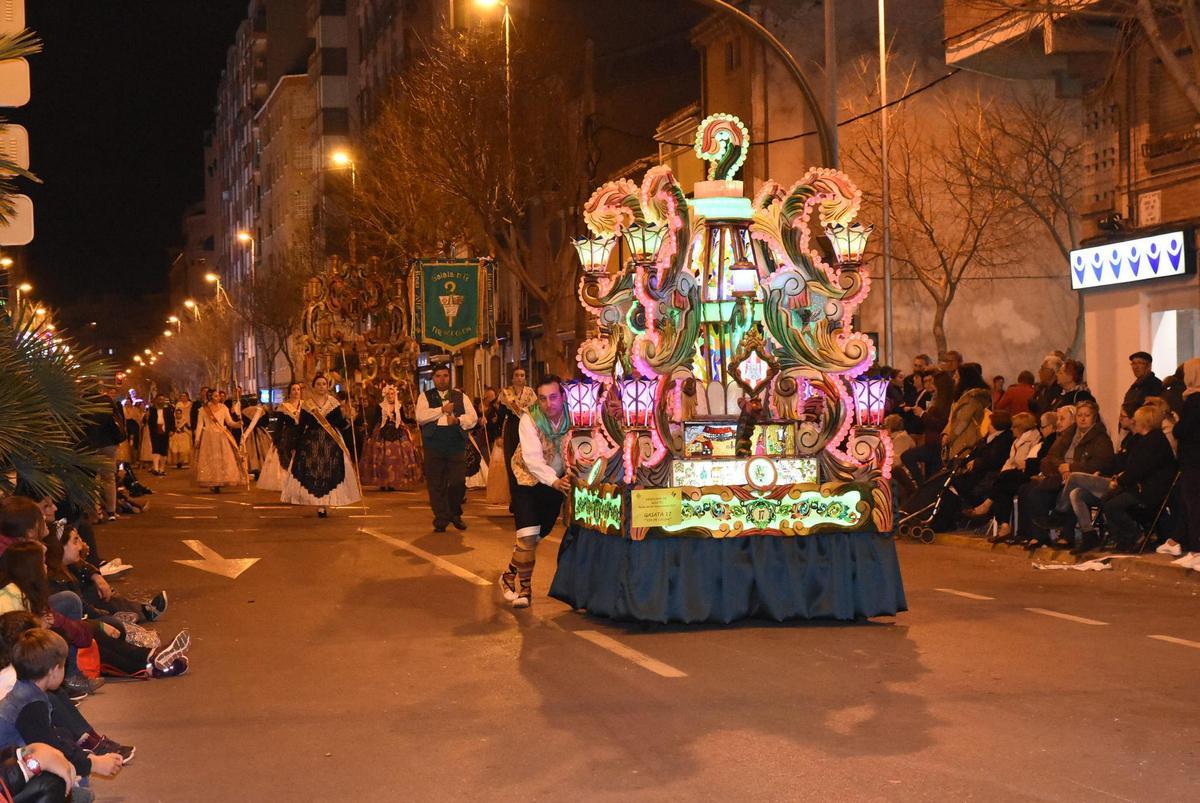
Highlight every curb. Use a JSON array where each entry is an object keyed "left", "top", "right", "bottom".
[{"left": 926, "top": 532, "right": 1200, "bottom": 585}]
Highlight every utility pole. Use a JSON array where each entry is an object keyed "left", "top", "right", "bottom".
[
  {"left": 825, "top": 0, "right": 839, "bottom": 168},
  {"left": 878, "top": 0, "right": 894, "bottom": 366}
]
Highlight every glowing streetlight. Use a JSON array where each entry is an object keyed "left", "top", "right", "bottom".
[
  {"left": 16, "top": 282, "right": 31, "bottom": 304},
  {"left": 330, "top": 149, "right": 352, "bottom": 168},
  {"left": 0, "top": 257, "right": 12, "bottom": 268},
  {"left": 33, "top": 307, "right": 45, "bottom": 316},
  {"left": 235, "top": 230, "right": 256, "bottom": 270},
  {"left": 167, "top": 315, "right": 179, "bottom": 324},
  {"left": 163, "top": 330, "right": 173, "bottom": 337},
  {"left": 143, "top": 349, "right": 152, "bottom": 355},
  {"left": 205, "top": 272, "right": 219, "bottom": 283},
  {"left": 183, "top": 298, "right": 196, "bottom": 309}
]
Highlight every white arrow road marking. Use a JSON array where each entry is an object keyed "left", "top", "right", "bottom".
[{"left": 174, "top": 540, "right": 260, "bottom": 579}]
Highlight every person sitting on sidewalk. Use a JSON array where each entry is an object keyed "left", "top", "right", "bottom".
[
  {"left": 1087, "top": 405, "right": 1178, "bottom": 554},
  {"left": 954, "top": 410, "right": 1014, "bottom": 512},
  {"left": 0, "top": 611, "right": 134, "bottom": 766},
  {"left": 1016, "top": 400, "right": 1113, "bottom": 549},
  {"left": 1156, "top": 359, "right": 1199, "bottom": 565},
  {"left": 964, "top": 411, "right": 1041, "bottom": 537},
  {"left": 0, "top": 629, "right": 124, "bottom": 784},
  {"left": 994, "top": 370, "right": 1036, "bottom": 415}
]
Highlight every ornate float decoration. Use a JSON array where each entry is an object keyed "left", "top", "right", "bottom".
[
  {"left": 564, "top": 112, "right": 894, "bottom": 542},
  {"left": 300, "top": 255, "right": 418, "bottom": 390}
]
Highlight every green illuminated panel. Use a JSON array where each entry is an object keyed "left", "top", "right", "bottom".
[
  {"left": 661, "top": 488, "right": 866, "bottom": 536},
  {"left": 573, "top": 485, "right": 623, "bottom": 533}
]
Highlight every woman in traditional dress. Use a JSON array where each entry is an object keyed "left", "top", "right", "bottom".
[
  {"left": 497, "top": 367, "right": 538, "bottom": 507},
  {"left": 169, "top": 393, "right": 193, "bottom": 468},
  {"left": 281, "top": 373, "right": 362, "bottom": 517},
  {"left": 360, "top": 383, "right": 423, "bottom": 491},
  {"left": 484, "top": 387, "right": 510, "bottom": 505},
  {"left": 193, "top": 389, "right": 245, "bottom": 492},
  {"left": 259, "top": 382, "right": 303, "bottom": 492},
  {"left": 239, "top": 396, "right": 276, "bottom": 480}
]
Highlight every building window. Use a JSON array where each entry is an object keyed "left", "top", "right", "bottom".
[
  {"left": 321, "top": 48, "right": 348, "bottom": 76},
  {"left": 725, "top": 38, "right": 741, "bottom": 72},
  {"left": 322, "top": 107, "right": 351, "bottom": 136}
]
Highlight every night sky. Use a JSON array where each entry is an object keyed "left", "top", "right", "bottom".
[{"left": 17, "top": 1, "right": 245, "bottom": 308}]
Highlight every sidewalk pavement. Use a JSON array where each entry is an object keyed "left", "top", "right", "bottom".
[{"left": 927, "top": 531, "right": 1200, "bottom": 585}]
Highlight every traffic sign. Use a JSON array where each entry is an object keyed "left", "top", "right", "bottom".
[
  {"left": 0, "top": 193, "right": 33, "bottom": 245},
  {"left": 0, "top": 58, "right": 29, "bottom": 107},
  {"left": 0, "top": 123, "right": 29, "bottom": 173}
]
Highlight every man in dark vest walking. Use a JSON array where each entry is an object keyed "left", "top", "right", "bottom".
[{"left": 415, "top": 363, "right": 478, "bottom": 531}]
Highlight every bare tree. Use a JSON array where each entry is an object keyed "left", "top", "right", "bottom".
[
  {"left": 965, "top": 1, "right": 1200, "bottom": 117},
  {"left": 947, "top": 90, "right": 1086, "bottom": 354},
  {"left": 356, "top": 28, "right": 591, "bottom": 373},
  {"left": 156, "top": 300, "right": 238, "bottom": 393},
  {"left": 233, "top": 244, "right": 319, "bottom": 393},
  {"left": 846, "top": 75, "right": 1019, "bottom": 354}
]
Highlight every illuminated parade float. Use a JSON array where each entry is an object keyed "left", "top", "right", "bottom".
[{"left": 549, "top": 113, "right": 907, "bottom": 623}]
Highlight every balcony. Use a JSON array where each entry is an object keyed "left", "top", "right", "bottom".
[{"left": 944, "top": 0, "right": 1118, "bottom": 93}]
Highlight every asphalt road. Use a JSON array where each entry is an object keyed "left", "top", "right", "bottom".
[{"left": 81, "top": 470, "right": 1200, "bottom": 802}]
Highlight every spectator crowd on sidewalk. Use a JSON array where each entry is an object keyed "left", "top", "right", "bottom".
[
  {"left": 0, "top": 381, "right": 193, "bottom": 801},
  {"left": 887, "top": 348, "right": 1199, "bottom": 566}
]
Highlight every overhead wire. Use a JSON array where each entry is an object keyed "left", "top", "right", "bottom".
[{"left": 599, "top": 68, "right": 964, "bottom": 148}]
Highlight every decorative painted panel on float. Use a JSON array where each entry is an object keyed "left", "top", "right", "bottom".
[{"left": 1070, "top": 230, "right": 1193, "bottom": 290}]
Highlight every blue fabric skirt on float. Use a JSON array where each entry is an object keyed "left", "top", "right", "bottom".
[{"left": 550, "top": 526, "right": 907, "bottom": 624}]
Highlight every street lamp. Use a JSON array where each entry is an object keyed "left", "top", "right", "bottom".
[
  {"left": 205, "top": 272, "right": 232, "bottom": 306},
  {"left": 0, "top": 257, "right": 11, "bottom": 268},
  {"left": 236, "top": 230, "right": 256, "bottom": 272},
  {"left": 16, "top": 282, "right": 31, "bottom": 304},
  {"left": 167, "top": 315, "right": 181, "bottom": 333},
  {"left": 33, "top": 306, "right": 45, "bottom": 316},
  {"left": 163, "top": 330, "right": 173, "bottom": 338}
]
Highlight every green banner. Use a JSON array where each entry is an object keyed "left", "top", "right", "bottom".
[{"left": 412, "top": 259, "right": 485, "bottom": 352}]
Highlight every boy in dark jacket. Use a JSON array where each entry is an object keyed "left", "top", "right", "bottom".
[{"left": 0, "top": 630, "right": 123, "bottom": 782}]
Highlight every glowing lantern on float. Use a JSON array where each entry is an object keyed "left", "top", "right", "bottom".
[
  {"left": 623, "top": 222, "right": 668, "bottom": 263},
  {"left": 618, "top": 376, "right": 657, "bottom": 428},
  {"left": 564, "top": 379, "right": 603, "bottom": 429},
  {"left": 851, "top": 375, "right": 889, "bottom": 428},
  {"left": 824, "top": 222, "right": 874, "bottom": 267},
  {"left": 572, "top": 234, "right": 617, "bottom": 276}
]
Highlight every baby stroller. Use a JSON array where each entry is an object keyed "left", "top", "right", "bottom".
[{"left": 895, "top": 457, "right": 970, "bottom": 543}]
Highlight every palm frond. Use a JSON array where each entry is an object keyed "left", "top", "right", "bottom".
[{"left": 0, "top": 31, "right": 42, "bottom": 63}]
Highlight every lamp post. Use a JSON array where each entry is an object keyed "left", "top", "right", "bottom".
[
  {"left": 168, "top": 315, "right": 181, "bottom": 333},
  {"left": 16, "top": 282, "right": 31, "bottom": 305},
  {"left": 205, "top": 272, "right": 232, "bottom": 307},
  {"left": 330, "top": 149, "right": 358, "bottom": 260},
  {"left": 236, "top": 230, "right": 255, "bottom": 275},
  {"left": 475, "top": 0, "right": 519, "bottom": 378},
  {"left": 878, "top": 0, "right": 893, "bottom": 366},
  {"left": 183, "top": 298, "right": 199, "bottom": 321}
]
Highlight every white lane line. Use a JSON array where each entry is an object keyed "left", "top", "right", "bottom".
[
  {"left": 358, "top": 527, "right": 683, "bottom": 678},
  {"left": 174, "top": 515, "right": 218, "bottom": 520},
  {"left": 934, "top": 587, "right": 994, "bottom": 601},
  {"left": 253, "top": 505, "right": 289, "bottom": 510},
  {"left": 359, "top": 527, "right": 491, "bottom": 586},
  {"left": 572, "top": 631, "right": 687, "bottom": 678},
  {"left": 1026, "top": 607, "right": 1108, "bottom": 626},
  {"left": 165, "top": 492, "right": 183, "bottom": 497},
  {"left": 1148, "top": 634, "right": 1200, "bottom": 650},
  {"left": 349, "top": 515, "right": 391, "bottom": 519},
  {"left": 174, "top": 505, "right": 215, "bottom": 510}
]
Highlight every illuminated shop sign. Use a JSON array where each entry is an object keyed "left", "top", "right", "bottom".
[
  {"left": 1070, "top": 230, "right": 1193, "bottom": 290},
  {"left": 660, "top": 488, "right": 865, "bottom": 537}
]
